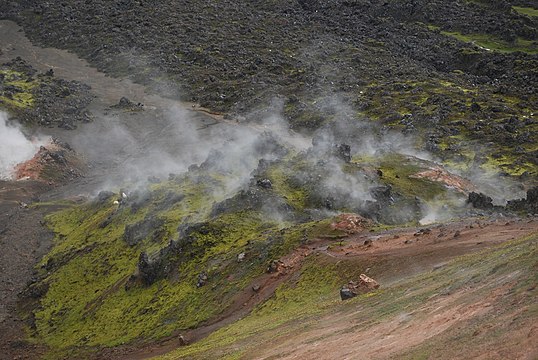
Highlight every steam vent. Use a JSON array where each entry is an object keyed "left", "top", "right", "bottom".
[{"left": 0, "top": 1, "right": 537, "bottom": 359}]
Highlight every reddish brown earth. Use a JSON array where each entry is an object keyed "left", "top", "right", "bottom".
[
  {"left": 410, "top": 166, "right": 477, "bottom": 194},
  {"left": 240, "top": 217, "right": 538, "bottom": 360},
  {"left": 248, "top": 279, "right": 537, "bottom": 360},
  {"left": 12, "top": 139, "right": 86, "bottom": 188},
  {"left": 330, "top": 213, "right": 373, "bottom": 234},
  {"left": 95, "top": 216, "right": 538, "bottom": 360},
  {"left": 0, "top": 141, "right": 85, "bottom": 360}
]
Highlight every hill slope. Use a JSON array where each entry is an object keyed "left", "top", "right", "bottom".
[{"left": 0, "top": 0, "right": 537, "bottom": 359}]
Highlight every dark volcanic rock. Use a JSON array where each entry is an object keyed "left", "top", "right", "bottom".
[
  {"left": 211, "top": 185, "right": 295, "bottom": 219},
  {"left": 196, "top": 272, "right": 208, "bottom": 287},
  {"left": 123, "top": 216, "right": 165, "bottom": 246},
  {"left": 256, "top": 178, "right": 272, "bottom": 189},
  {"left": 137, "top": 252, "right": 161, "bottom": 286},
  {"left": 97, "top": 191, "right": 115, "bottom": 203},
  {"left": 333, "top": 143, "right": 351, "bottom": 163},
  {"left": 467, "top": 192, "right": 494, "bottom": 210},
  {"left": 3, "top": 0, "right": 537, "bottom": 177},
  {"left": 5, "top": 0, "right": 535, "bottom": 118},
  {"left": 340, "top": 286, "right": 356, "bottom": 300},
  {"left": 506, "top": 187, "right": 538, "bottom": 214},
  {"left": 1, "top": 57, "right": 93, "bottom": 129},
  {"left": 111, "top": 96, "right": 144, "bottom": 111}
]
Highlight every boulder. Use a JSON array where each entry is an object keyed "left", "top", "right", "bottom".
[
  {"left": 330, "top": 213, "right": 372, "bottom": 234},
  {"left": 137, "top": 252, "right": 160, "bottom": 286},
  {"left": 340, "top": 274, "right": 380, "bottom": 300},
  {"left": 196, "top": 272, "right": 208, "bottom": 287},
  {"left": 256, "top": 178, "right": 272, "bottom": 189},
  {"left": 340, "top": 286, "right": 356, "bottom": 300},
  {"left": 467, "top": 192, "right": 493, "bottom": 209},
  {"left": 506, "top": 187, "right": 538, "bottom": 214},
  {"left": 333, "top": 143, "right": 351, "bottom": 163},
  {"left": 357, "top": 274, "right": 380, "bottom": 291},
  {"left": 113, "top": 96, "right": 144, "bottom": 110},
  {"left": 470, "top": 102, "right": 481, "bottom": 112},
  {"left": 123, "top": 216, "right": 164, "bottom": 246},
  {"left": 97, "top": 190, "right": 115, "bottom": 203},
  {"left": 267, "top": 259, "right": 286, "bottom": 273}
]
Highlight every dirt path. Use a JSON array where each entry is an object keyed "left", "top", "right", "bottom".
[
  {"left": 0, "top": 20, "right": 223, "bottom": 121},
  {"left": 0, "top": 19, "right": 238, "bottom": 198}
]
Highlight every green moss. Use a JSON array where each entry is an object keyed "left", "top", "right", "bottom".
[
  {"left": 265, "top": 162, "right": 308, "bottom": 210},
  {"left": 513, "top": 6, "right": 538, "bottom": 17},
  {"left": 0, "top": 69, "right": 38, "bottom": 109},
  {"left": 359, "top": 77, "right": 537, "bottom": 183},
  {"left": 481, "top": 153, "right": 534, "bottom": 177},
  {"left": 441, "top": 30, "right": 538, "bottom": 54},
  {"left": 32, "top": 163, "right": 361, "bottom": 357},
  {"left": 375, "top": 154, "right": 447, "bottom": 200},
  {"left": 156, "top": 256, "right": 347, "bottom": 359},
  {"left": 32, "top": 178, "right": 236, "bottom": 355}
]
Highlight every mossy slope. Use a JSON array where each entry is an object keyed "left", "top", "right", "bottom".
[{"left": 25, "top": 145, "right": 473, "bottom": 358}]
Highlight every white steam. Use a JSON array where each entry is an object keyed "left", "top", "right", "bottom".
[
  {"left": 69, "top": 90, "right": 523, "bottom": 224},
  {"left": 0, "top": 111, "right": 47, "bottom": 179},
  {"left": 73, "top": 101, "right": 301, "bottom": 197}
]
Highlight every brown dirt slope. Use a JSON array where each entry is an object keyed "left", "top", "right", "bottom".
[{"left": 102, "top": 217, "right": 538, "bottom": 360}]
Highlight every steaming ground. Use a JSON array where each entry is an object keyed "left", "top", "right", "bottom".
[
  {"left": 0, "top": 16, "right": 536, "bottom": 360},
  {"left": 0, "top": 19, "right": 522, "bottom": 209},
  {"left": 0, "top": 111, "right": 49, "bottom": 179}
]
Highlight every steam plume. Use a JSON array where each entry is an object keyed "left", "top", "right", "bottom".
[{"left": 0, "top": 111, "right": 48, "bottom": 179}]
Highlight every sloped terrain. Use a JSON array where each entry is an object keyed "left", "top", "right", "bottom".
[
  {"left": 152, "top": 220, "right": 538, "bottom": 360},
  {"left": 15, "top": 149, "right": 538, "bottom": 359},
  {"left": 0, "top": 0, "right": 537, "bottom": 359}
]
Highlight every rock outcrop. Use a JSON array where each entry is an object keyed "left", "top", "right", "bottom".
[{"left": 340, "top": 274, "right": 380, "bottom": 300}]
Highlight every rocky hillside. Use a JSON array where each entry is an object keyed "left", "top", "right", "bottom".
[
  {"left": 15, "top": 135, "right": 538, "bottom": 359},
  {"left": 2, "top": 0, "right": 537, "bottom": 179},
  {"left": 0, "top": 0, "right": 537, "bottom": 359},
  {"left": 0, "top": 57, "right": 93, "bottom": 129}
]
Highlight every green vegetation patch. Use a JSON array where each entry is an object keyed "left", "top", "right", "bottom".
[
  {"left": 265, "top": 162, "right": 308, "bottom": 210},
  {"left": 156, "top": 256, "right": 357, "bottom": 359},
  {"left": 376, "top": 154, "right": 447, "bottom": 200},
  {"left": 441, "top": 30, "right": 538, "bottom": 54},
  {"left": 30, "top": 177, "right": 235, "bottom": 357},
  {"left": 0, "top": 69, "right": 38, "bottom": 109},
  {"left": 513, "top": 6, "right": 538, "bottom": 17},
  {"left": 358, "top": 77, "right": 538, "bottom": 182},
  {"left": 28, "top": 162, "right": 363, "bottom": 358}
]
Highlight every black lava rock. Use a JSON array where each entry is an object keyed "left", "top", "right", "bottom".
[
  {"left": 340, "top": 286, "right": 356, "bottom": 300},
  {"left": 467, "top": 192, "right": 494, "bottom": 209}
]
